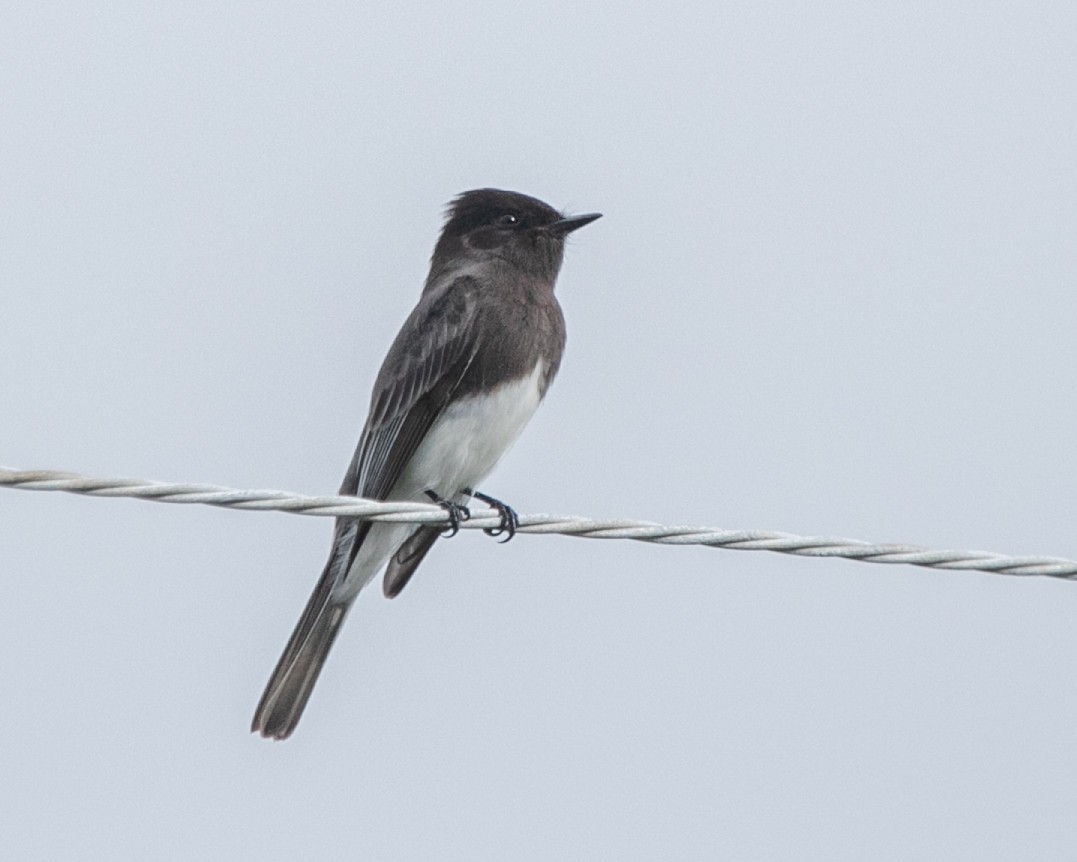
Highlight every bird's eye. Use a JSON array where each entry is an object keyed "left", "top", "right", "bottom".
[{"left": 498, "top": 212, "right": 520, "bottom": 227}]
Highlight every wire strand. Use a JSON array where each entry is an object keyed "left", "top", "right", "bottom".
[{"left": 3, "top": 467, "right": 1075, "bottom": 580}]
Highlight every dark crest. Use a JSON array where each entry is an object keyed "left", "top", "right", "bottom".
[
  {"left": 442, "top": 189, "right": 562, "bottom": 236},
  {"left": 429, "top": 188, "right": 596, "bottom": 283}
]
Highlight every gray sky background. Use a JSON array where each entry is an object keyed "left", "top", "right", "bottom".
[{"left": 3, "top": 2, "right": 1077, "bottom": 859}]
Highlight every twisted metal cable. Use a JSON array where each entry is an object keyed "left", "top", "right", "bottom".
[{"left": 2, "top": 467, "right": 1076, "bottom": 579}]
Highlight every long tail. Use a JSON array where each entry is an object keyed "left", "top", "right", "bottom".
[{"left": 252, "top": 531, "right": 357, "bottom": 740}]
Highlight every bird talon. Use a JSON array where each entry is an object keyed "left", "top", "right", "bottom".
[
  {"left": 425, "top": 490, "right": 470, "bottom": 538},
  {"left": 472, "top": 491, "right": 518, "bottom": 543}
]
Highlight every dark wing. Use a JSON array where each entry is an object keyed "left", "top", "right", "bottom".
[
  {"left": 341, "top": 275, "right": 481, "bottom": 501},
  {"left": 331, "top": 276, "right": 481, "bottom": 590}
]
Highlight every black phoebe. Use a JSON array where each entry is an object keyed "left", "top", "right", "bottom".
[{"left": 252, "top": 189, "right": 601, "bottom": 739}]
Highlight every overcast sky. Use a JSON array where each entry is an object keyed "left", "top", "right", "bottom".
[{"left": 3, "top": 2, "right": 1077, "bottom": 859}]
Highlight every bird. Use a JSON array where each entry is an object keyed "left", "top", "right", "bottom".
[{"left": 251, "top": 188, "right": 601, "bottom": 739}]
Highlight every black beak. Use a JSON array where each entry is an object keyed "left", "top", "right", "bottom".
[{"left": 548, "top": 212, "right": 602, "bottom": 236}]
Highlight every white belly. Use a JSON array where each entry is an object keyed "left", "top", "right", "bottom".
[
  {"left": 395, "top": 360, "right": 546, "bottom": 499},
  {"left": 335, "top": 360, "right": 546, "bottom": 598}
]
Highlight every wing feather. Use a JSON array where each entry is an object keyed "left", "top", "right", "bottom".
[{"left": 340, "top": 275, "right": 481, "bottom": 513}]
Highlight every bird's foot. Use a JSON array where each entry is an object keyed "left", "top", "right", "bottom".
[
  {"left": 470, "top": 491, "right": 518, "bottom": 543},
  {"left": 425, "top": 489, "right": 470, "bottom": 538}
]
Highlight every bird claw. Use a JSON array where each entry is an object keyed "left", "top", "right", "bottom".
[
  {"left": 425, "top": 490, "right": 470, "bottom": 538},
  {"left": 471, "top": 491, "right": 518, "bottom": 543}
]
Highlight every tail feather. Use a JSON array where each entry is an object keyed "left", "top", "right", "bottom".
[
  {"left": 252, "top": 528, "right": 358, "bottom": 740},
  {"left": 252, "top": 598, "right": 349, "bottom": 740},
  {"left": 253, "top": 517, "right": 436, "bottom": 739}
]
